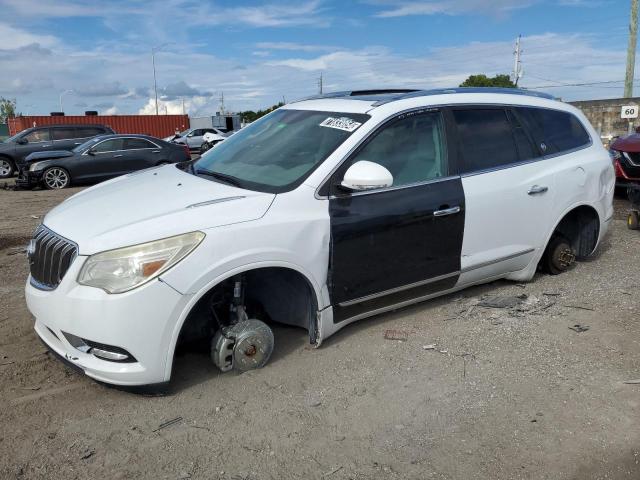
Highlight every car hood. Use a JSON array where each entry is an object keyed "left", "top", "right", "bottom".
[
  {"left": 612, "top": 134, "right": 640, "bottom": 153},
  {"left": 43, "top": 165, "right": 276, "bottom": 255},
  {"left": 25, "top": 150, "right": 75, "bottom": 162}
]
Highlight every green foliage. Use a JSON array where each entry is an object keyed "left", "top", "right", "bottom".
[
  {"left": 459, "top": 74, "right": 516, "bottom": 88},
  {"left": 239, "top": 102, "right": 285, "bottom": 123},
  {"left": 0, "top": 97, "right": 17, "bottom": 123}
]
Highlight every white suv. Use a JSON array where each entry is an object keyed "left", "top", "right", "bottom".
[{"left": 25, "top": 88, "right": 614, "bottom": 386}]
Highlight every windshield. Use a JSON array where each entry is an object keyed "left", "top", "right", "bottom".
[
  {"left": 3, "top": 131, "right": 25, "bottom": 143},
  {"left": 193, "top": 109, "right": 369, "bottom": 193},
  {"left": 72, "top": 136, "right": 104, "bottom": 153}
]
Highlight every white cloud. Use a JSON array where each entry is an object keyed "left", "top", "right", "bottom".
[
  {"left": 0, "top": 22, "right": 58, "bottom": 49},
  {"left": 255, "top": 42, "right": 338, "bottom": 52},
  {"left": 369, "top": 0, "right": 535, "bottom": 17}
]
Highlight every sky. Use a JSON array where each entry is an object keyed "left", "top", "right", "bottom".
[{"left": 0, "top": 0, "right": 634, "bottom": 116}]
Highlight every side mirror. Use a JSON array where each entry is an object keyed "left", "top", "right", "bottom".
[
  {"left": 17, "top": 138, "right": 28, "bottom": 145},
  {"left": 87, "top": 149, "right": 96, "bottom": 156},
  {"left": 341, "top": 160, "right": 393, "bottom": 191},
  {"left": 187, "top": 132, "right": 194, "bottom": 137}
]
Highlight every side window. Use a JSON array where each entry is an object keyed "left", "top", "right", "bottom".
[
  {"left": 516, "top": 107, "right": 590, "bottom": 155},
  {"left": 23, "top": 129, "right": 50, "bottom": 143},
  {"left": 506, "top": 109, "right": 538, "bottom": 161},
  {"left": 338, "top": 111, "right": 447, "bottom": 190},
  {"left": 453, "top": 109, "right": 518, "bottom": 173},
  {"left": 77, "top": 127, "right": 104, "bottom": 138},
  {"left": 124, "top": 138, "right": 155, "bottom": 150},
  {"left": 92, "top": 139, "right": 124, "bottom": 153},
  {"left": 51, "top": 128, "right": 77, "bottom": 141}
]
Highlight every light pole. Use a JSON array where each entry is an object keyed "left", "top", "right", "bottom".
[
  {"left": 151, "top": 43, "right": 171, "bottom": 115},
  {"left": 59, "top": 89, "right": 74, "bottom": 113}
]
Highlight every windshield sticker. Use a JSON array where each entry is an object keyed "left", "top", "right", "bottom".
[{"left": 319, "top": 117, "right": 362, "bottom": 132}]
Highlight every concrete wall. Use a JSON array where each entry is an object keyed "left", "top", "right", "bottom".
[{"left": 569, "top": 97, "right": 640, "bottom": 140}]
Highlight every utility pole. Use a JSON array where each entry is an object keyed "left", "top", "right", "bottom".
[
  {"left": 625, "top": 0, "right": 639, "bottom": 98},
  {"left": 512, "top": 35, "right": 523, "bottom": 87},
  {"left": 318, "top": 72, "right": 323, "bottom": 94},
  {"left": 151, "top": 43, "right": 171, "bottom": 116},
  {"left": 219, "top": 92, "right": 225, "bottom": 114}
]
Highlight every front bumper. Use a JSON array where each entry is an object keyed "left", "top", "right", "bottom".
[
  {"left": 26, "top": 258, "right": 191, "bottom": 386},
  {"left": 15, "top": 168, "right": 42, "bottom": 188}
]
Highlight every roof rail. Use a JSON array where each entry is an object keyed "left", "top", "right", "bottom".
[
  {"left": 292, "top": 87, "right": 555, "bottom": 105},
  {"left": 371, "top": 87, "right": 556, "bottom": 106}
]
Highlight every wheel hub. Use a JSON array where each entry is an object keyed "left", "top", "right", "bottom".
[
  {"left": 555, "top": 247, "right": 575, "bottom": 268},
  {"left": 0, "top": 159, "right": 10, "bottom": 176}
]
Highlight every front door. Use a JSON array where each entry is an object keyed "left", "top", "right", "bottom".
[
  {"left": 327, "top": 110, "right": 465, "bottom": 322},
  {"left": 76, "top": 138, "right": 127, "bottom": 181},
  {"left": 15, "top": 128, "right": 53, "bottom": 163}
]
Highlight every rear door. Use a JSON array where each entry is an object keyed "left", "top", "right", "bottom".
[
  {"left": 50, "top": 126, "right": 80, "bottom": 151},
  {"left": 452, "top": 106, "right": 555, "bottom": 285},
  {"left": 122, "top": 137, "right": 162, "bottom": 170},
  {"left": 328, "top": 109, "right": 465, "bottom": 323}
]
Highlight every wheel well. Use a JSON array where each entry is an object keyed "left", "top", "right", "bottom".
[
  {"left": 175, "top": 267, "right": 318, "bottom": 353},
  {"left": 550, "top": 205, "right": 600, "bottom": 259}
]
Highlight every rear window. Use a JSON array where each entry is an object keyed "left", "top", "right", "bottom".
[
  {"left": 515, "top": 107, "right": 590, "bottom": 155},
  {"left": 453, "top": 108, "right": 519, "bottom": 173},
  {"left": 51, "top": 128, "right": 77, "bottom": 140},
  {"left": 77, "top": 127, "right": 106, "bottom": 138},
  {"left": 125, "top": 138, "right": 156, "bottom": 150}
]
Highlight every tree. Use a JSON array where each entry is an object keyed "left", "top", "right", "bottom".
[
  {"left": 459, "top": 74, "right": 516, "bottom": 88},
  {"left": 0, "top": 97, "right": 17, "bottom": 123},
  {"left": 239, "top": 102, "right": 285, "bottom": 123}
]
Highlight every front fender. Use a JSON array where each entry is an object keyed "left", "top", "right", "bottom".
[{"left": 162, "top": 259, "right": 326, "bottom": 380}]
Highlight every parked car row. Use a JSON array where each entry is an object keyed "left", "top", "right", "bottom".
[
  {"left": 0, "top": 124, "right": 114, "bottom": 178},
  {"left": 16, "top": 134, "right": 191, "bottom": 189}
]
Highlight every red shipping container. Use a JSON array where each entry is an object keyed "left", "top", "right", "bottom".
[{"left": 8, "top": 115, "right": 190, "bottom": 139}]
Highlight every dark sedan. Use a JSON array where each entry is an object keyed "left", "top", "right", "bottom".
[{"left": 16, "top": 134, "right": 191, "bottom": 189}]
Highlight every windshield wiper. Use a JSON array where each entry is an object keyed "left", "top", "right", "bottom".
[{"left": 194, "top": 168, "right": 242, "bottom": 187}]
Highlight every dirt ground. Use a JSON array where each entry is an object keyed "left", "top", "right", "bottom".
[{"left": 1, "top": 180, "right": 639, "bottom": 480}]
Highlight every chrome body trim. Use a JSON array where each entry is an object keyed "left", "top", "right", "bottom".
[
  {"left": 460, "top": 248, "right": 535, "bottom": 274},
  {"left": 338, "top": 271, "right": 460, "bottom": 307}
]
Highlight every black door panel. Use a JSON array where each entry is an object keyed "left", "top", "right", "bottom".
[{"left": 329, "top": 177, "right": 465, "bottom": 322}]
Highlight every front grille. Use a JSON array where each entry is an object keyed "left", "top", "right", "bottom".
[{"left": 29, "top": 225, "right": 77, "bottom": 290}]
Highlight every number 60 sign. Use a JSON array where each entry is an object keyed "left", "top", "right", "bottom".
[{"left": 621, "top": 105, "right": 639, "bottom": 119}]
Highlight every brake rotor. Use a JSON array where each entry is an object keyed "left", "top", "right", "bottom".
[{"left": 228, "top": 319, "right": 274, "bottom": 372}]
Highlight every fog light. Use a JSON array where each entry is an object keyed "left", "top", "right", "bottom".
[{"left": 90, "top": 348, "right": 129, "bottom": 362}]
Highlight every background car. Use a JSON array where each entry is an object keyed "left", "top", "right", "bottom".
[
  {"left": 168, "top": 128, "right": 229, "bottom": 151},
  {"left": 610, "top": 132, "right": 640, "bottom": 190},
  {"left": 199, "top": 129, "right": 230, "bottom": 153},
  {"left": 0, "top": 124, "right": 114, "bottom": 179},
  {"left": 16, "top": 134, "right": 191, "bottom": 190}
]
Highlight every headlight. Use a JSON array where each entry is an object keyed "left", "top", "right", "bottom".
[
  {"left": 77, "top": 231, "right": 205, "bottom": 293},
  {"left": 29, "top": 161, "right": 48, "bottom": 172}
]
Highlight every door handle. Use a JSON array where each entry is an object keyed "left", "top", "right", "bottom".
[
  {"left": 114, "top": 154, "right": 124, "bottom": 158},
  {"left": 74, "top": 142, "right": 82, "bottom": 145},
  {"left": 152, "top": 150, "right": 161, "bottom": 153},
  {"left": 433, "top": 206, "right": 461, "bottom": 217},
  {"left": 528, "top": 185, "right": 548, "bottom": 195}
]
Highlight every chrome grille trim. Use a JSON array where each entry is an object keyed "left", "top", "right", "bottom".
[{"left": 28, "top": 225, "right": 78, "bottom": 291}]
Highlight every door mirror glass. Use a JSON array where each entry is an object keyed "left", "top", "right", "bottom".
[
  {"left": 341, "top": 160, "right": 393, "bottom": 191},
  {"left": 17, "top": 138, "right": 28, "bottom": 145}
]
